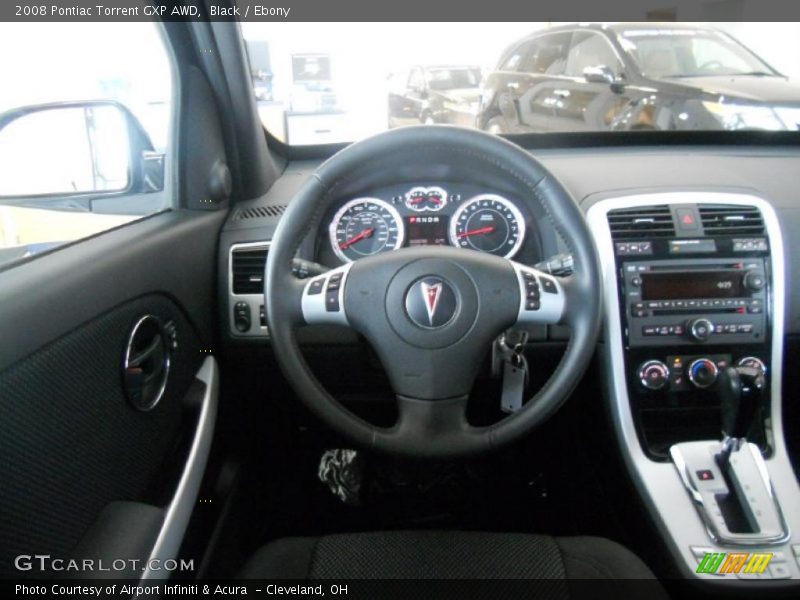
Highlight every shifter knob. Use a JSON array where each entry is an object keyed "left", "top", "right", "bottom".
[{"left": 718, "top": 365, "right": 766, "bottom": 440}]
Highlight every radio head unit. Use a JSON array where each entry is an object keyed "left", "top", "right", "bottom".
[{"left": 624, "top": 258, "right": 767, "bottom": 348}]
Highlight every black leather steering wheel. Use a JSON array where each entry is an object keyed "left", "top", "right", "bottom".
[{"left": 265, "top": 126, "right": 601, "bottom": 458}]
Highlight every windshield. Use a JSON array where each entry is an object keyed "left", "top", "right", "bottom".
[
  {"left": 618, "top": 28, "right": 776, "bottom": 78},
  {"left": 242, "top": 22, "right": 800, "bottom": 145}
]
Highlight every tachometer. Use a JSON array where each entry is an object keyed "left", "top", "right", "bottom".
[
  {"left": 329, "top": 197, "right": 405, "bottom": 263},
  {"left": 449, "top": 194, "right": 526, "bottom": 258}
]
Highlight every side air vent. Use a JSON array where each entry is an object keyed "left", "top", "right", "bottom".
[
  {"left": 235, "top": 205, "right": 287, "bottom": 220},
  {"left": 699, "top": 205, "right": 764, "bottom": 235},
  {"left": 608, "top": 205, "right": 675, "bottom": 239},
  {"left": 231, "top": 245, "right": 269, "bottom": 294}
]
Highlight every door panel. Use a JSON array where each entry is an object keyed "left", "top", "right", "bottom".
[{"left": 0, "top": 292, "right": 209, "bottom": 577}]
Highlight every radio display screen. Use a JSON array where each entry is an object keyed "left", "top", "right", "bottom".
[{"left": 641, "top": 272, "right": 745, "bottom": 300}]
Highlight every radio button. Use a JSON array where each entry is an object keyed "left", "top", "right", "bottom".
[
  {"left": 748, "top": 306, "right": 763, "bottom": 314},
  {"left": 643, "top": 326, "right": 658, "bottom": 336},
  {"left": 744, "top": 271, "right": 766, "bottom": 291},
  {"left": 688, "top": 318, "right": 714, "bottom": 342},
  {"left": 738, "top": 323, "right": 754, "bottom": 333}
]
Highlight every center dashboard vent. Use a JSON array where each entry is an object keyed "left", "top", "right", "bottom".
[
  {"left": 231, "top": 245, "right": 269, "bottom": 294},
  {"left": 607, "top": 205, "right": 675, "bottom": 239},
  {"left": 234, "top": 205, "right": 287, "bottom": 221},
  {"left": 698, "top": 204, "right": 764, "bottom": 235}
]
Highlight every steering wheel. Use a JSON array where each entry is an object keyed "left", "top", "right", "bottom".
[{"left": 265, "top": 126, "right": 601, "bottom": 458}]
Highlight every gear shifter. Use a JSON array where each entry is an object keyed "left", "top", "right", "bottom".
[
  {"left": 717, "top": 365, "right": 766, "bottom": 465},
  {"left": 670, "top": 363, "right": 787, "bottom": 544}
]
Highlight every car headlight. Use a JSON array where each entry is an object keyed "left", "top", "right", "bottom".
[{"left": 702, "top": 101, "right": 789, "bottom": 131}]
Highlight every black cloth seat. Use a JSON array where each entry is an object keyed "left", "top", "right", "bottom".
[{"left": 240, "top": 530, "right": 668, "bottom": 596}]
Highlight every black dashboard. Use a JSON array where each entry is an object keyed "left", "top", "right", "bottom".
[{"left": 219, "top": 145, "right": 800, "bottom": 343}]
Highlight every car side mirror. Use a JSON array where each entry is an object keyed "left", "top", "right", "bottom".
[
  {"left": 583, "top": 65, "right": 616, "bottom": 85},
  {"left": 0, "top": 100, "right": 164, "bottom": 198}
]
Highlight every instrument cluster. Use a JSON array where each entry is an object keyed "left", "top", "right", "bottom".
[{"left": 323, "top": 184, "right": 531, "bottom": 264}]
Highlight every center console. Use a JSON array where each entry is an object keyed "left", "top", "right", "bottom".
[
  {"left": 587, "top": 191, "right": 800, "bottom": 583},
  {"left": 614, "top": 205, "right": 773, "bottom": 459}
]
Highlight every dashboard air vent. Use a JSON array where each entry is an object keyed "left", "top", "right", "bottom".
[
  {"left": 235, "top": 205, "right": 287, "bottom": 220},
  {"left": 699, "top": 205, "right": 764, "bottom": 235},
  {"left": 231, "top": 246, "right": 268, "bottom": 294},
  {"left": 607, "top": 205, "right": 674, "bottom": 239}
]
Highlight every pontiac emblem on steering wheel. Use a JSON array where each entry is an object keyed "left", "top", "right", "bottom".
[{"left": 405, "top": 277, "right": 457, "bottom": 328}]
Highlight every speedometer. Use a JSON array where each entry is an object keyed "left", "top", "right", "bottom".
[
  {"left": 449, "top": 194, "right": 526, "bottom": 258},
  {"left": 329, "top": 197, "right": 405, "bottom": 263}
]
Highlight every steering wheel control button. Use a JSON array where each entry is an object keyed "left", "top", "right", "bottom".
[
  {"left": 405, "top": 277, "right": 457, "bottom": 328},
  {"left": 512, "top": 263, "right": 565, "bottom": 324},
  {"left": 327, "top": 273, "right": 343, "bottom": 292},
  {"left": 540, "top": 276, "right": 558, "bottom": 294},
  {"left": 325, "top": 293, "right": 340, "bottom": 312},
  {"left": 688, "top": 358, "right": 718, "bottom": 389},
  {"left": 308, "top": 279, "right": 325, "bottom": 295},
  {"left": 522, "top": 274, "right": 540, "bottom": 310},
  {"left": 638, "top": 360, "right": 669, "bottom": 390},
  {"left": 301, "top": 264, "right": 352, "bottom": 326}
]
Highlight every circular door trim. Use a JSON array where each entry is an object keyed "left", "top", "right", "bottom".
[{"left": 123, "top": 314, "right": 171, "bottom": 411}]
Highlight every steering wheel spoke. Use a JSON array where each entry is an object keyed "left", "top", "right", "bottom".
[
  {"left": 509, "top": 260, "right": 567, "bottom": 326},
  {"left": 375, "top": 394, "right": 485, "bottom": 456},
  {"left": 300, "top": 263, "right": 353, "bottom": 327}
]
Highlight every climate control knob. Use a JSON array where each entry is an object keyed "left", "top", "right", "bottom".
[
  {"left": 737, "top": 356, "right": 767, "bottom": 376},
  {"left": 638, "top": 360, "right": 669, "bottom": 391},
  {"left": 687, "top": 318, "right": 714, "bottom": 342},
  {"left": 687, "top": 358, "right": 718, "bottom": 389}
]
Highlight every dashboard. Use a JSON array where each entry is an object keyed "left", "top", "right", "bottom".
[
  {"left": 315, "top": 183, "right": 542, "bottom": 267},
  {"left": 217, "top": 142, "right": 800, "bottom": 583}
]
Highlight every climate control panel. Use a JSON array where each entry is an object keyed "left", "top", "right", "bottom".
[{"left": 636, "top": 354, "right": 767, "bottom": 393}]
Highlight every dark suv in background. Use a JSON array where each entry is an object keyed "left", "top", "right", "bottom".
[
  {"left": 478, "top": 23, "right": 800, "bottom": 133},
  {"left": 388, "top": 65, "right": 482, "bottom": 128}
]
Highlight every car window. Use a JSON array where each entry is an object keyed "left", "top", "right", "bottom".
[
  {"left": 565, "top": 31, "right": 623, "bottom": 77},
  {"left": 619, "top": 28, "right": 774, "bottom": 78},
  {"left": 426, "top": 68, "right": 482, "bottom": 91},
  {"left": 501, "top": 41, "right": 532, "bottom": 71},
  {"left": 521, "top": 33, "right": 572, "bottom": 75},
  {"left": 0, "top": 23, "right": 173, "bottom": 270}
]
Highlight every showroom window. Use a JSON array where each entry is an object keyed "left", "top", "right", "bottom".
[{"left": 0, "top": 22, "right": 174, "bottom": 270}]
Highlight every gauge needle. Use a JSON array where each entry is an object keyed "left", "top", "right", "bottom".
[
  {"left": 457, "top": 226, "right": 495, "bottom": 238},
  {"left": 410, "top": 196, "right": 441, "bottom": 205},
  {"left": 339, "top": 228, "right": 375, "bottom": 249}
]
